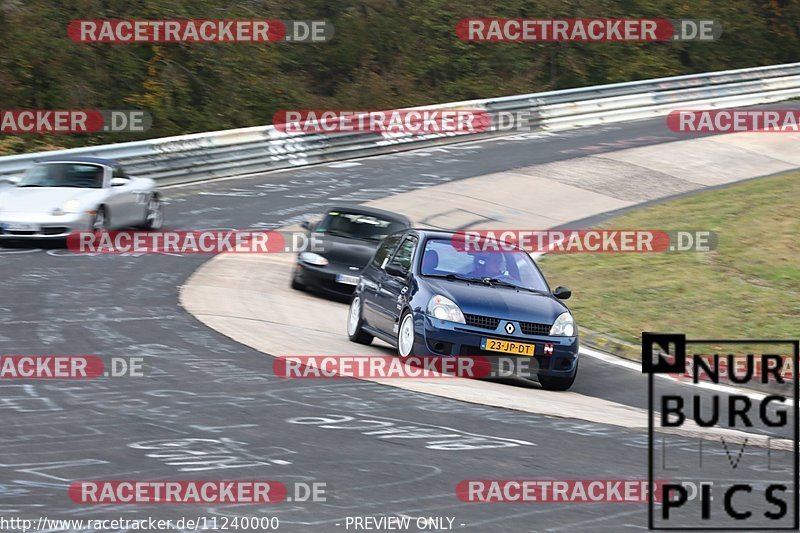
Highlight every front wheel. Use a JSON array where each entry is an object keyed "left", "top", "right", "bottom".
[
  {"left": 347, "top": 296, "right": 373, "bottom": 345},
  {"left": 290, "top": 275, "right": 306, "bottom": 291},
  {"left": 91, "top": 206, "right": 108, "bottom": 231},
  {"left": 397, "top": 310, "right": 415, "bottom": 358},
  {"left": 141, "top": 195, "right": 163, "bottom": 230}
]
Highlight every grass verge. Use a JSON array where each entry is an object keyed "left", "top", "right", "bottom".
[{"left": 538, "top": 171, "right": 800, "bottom": 346}]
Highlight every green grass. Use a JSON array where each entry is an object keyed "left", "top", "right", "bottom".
[{"left": 539, "top": 171, "right": 800, "bottom": 345}]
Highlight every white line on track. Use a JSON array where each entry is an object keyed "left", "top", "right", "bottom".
[{"left": 580, "top": 345, "right": 783, "bottom": 404}]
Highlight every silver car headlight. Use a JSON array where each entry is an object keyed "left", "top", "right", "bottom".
[
  {"left": 427, "top": 294, "right": 466, "bottom": 324},
  {"left": 299, "top": 252, "right": 328, "bottom": 266},
  {"left": 52, "top": 199, "right": 82, "bottom": 216},
  {"left": 549, "top": 312, "right": 576, "bottom": 336}
]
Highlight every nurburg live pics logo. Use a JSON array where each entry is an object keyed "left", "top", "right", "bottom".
[{"left": 643, "top": 332, "right": 799, "bottom": 530}]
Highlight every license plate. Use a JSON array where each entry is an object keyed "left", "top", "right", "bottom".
[
  {"left": 481, "top": 337, "right": 536, "bottom": 356},
  {"left": 336, "top": 274, "right": 359, "bottom": 286},
  {"left": 4, "top": 222, "right": 39, "bottom": 232}
]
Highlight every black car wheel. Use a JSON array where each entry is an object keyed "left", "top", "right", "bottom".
[
  {"left": 291, "top": 274, "right": 306, "bottom": 291},
  {"left": 347, "top": 295, "right": 373, "bottom": 345}
]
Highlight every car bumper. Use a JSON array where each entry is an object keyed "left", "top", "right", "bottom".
[
  {"left": 413, "top": 312, "right": 579, "bottom": 378},
  {"left": 0, "top": 212, "right": 92, "bottom": 238},
  {"left": 293, "top": 261, "right": 361, "bottom": 298}
]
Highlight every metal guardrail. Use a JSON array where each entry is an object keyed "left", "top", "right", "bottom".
[{"left": 1, "top": 62, "right": 799, "bottom": 186}]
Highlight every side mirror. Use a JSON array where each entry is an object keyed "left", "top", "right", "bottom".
[
  {"left": 384, "top": 263, "right": 407, "bottom": 278},
  {"left": 0, "top": 175, "right": 21, "bottom": 185},
  {"left": 553, "top": 286, "right": 572, "bottom": 300},
  {"left": 301, "top": 220, "right": 311, "bottom": 230},
  {"left": 110, "top": 177, "right": 129, "bottom": 187}
]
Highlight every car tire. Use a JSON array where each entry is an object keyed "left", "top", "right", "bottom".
[
  {"left": 397, "top": 309, "right": 415, "bottom": 358},
  {"left": 140, "top": 195, "right": 163, "bottom": 230},
  {"left": 91, "top": 206, "right": 108, "bottom": 231},
  {"left": 538, "top": 362, "right": 578, "bottom": 391},
  {"left": 347, "top": 295, "right": 373, "bottom": 345},
  {"left": 290, "top": 275, "right": 306, "bottom": 291}
]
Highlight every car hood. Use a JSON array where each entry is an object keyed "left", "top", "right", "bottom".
[
  {"left": 424, "top": 277, "right": 569, "bottom": 324},
  {"left": 0, "top": 187, "right": 104, "bottom": 213},
  {"left": 315, "top": 234, "right": 379, "bottom": 268}
]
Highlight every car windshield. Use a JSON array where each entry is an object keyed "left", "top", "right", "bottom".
[
  {"left": 18, "top": 163, "right": 105, "bottom": 189},
  {"left": 315, "top": 211, "right": 406, "bottom": 242},
  {"left": 420, "top": 238, "right": 550, "bottom": 292}
]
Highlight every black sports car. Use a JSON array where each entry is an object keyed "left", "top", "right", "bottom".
[{"left": 290, "top": 206, "right": 412, "bottom": 298}]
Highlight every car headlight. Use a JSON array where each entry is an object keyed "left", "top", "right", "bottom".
[
  {"left": 427, "top": 294, "right": 466, "bottom": 324},
  {"left": 549, "top": 312, "right": 576, "bottom": 336},
  {"left": 299, "top": 252, "right": 328, "bottom": 266},
  {"left": 52, "top": 199, "right": 82, "bottom": 216}
]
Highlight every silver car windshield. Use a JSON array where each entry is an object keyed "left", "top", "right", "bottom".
[{"left": 18, "top": 163, "right": 104, "bottom": 189}]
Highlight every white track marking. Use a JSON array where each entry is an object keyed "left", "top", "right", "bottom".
[{"left": 580, "top": 346, "right": 782, "bottom": 404}]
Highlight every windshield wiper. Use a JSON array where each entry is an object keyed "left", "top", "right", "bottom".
[
  {"left": 426, "top": 273, "right": 499, "bottom": 284},
  {"left": 425, "top": 273, "right": 475, "bottom": 282},
  {"left": 322, "top": 230, "right": 352, "bottom": 238},
  {"left": 479, "top": 277, "right": 542, "bottom": 293}
]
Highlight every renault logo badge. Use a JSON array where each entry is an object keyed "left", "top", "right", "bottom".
[{"left": 505, "top": 322, "right": 515, "bottom": 334}]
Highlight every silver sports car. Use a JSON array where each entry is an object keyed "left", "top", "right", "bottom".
[{"left": 0, "top": 157, "right": 163, "bottom": 238}]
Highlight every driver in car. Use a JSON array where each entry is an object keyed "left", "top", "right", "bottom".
[{"left": 469, "top": 252, "right": 506, "bottom": 279}]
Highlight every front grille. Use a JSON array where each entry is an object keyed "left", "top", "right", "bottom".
[
  {"left": 42, "top": 227, "right": 69, "bottom": 236},
  {"left": 464, "top": 314, "right": 500, "bottom": 330},
  {"left": 320, "top": 279, "right": 355, "bottom": 295},
  {"left": 520, "top": 321, "right": 551, "bottom": 336}
]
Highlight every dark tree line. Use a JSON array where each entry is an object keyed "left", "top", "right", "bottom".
[{"left": 1, "top": 0, "right": 798, "bottom": 154}]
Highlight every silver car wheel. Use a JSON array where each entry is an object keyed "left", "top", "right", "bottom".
[
  {"left": 146, "top": 197, "right": 163, "bottom": 229},
  {"left": 398, "top": 313, "right": 414, "bottom": 357},
  {"left": 348, "top": 297, "right": 361, "bottom": 337},
  {"left": 92, "top": 208, "right": 107, "bottom": 231}
]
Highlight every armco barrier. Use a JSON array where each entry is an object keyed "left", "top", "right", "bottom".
[{"left": 2, "top": 62, "right": 800, "bottom": 186}]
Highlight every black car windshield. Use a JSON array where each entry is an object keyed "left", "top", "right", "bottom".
[
  {"left": 420, "top": 238, "right": 550, "bottom": 292},
  {"left": 315, "top": 211, "right": 406, "bottom": 241},
  {"left": 18, "top": 163, "right": 104, "bottom": 189}
]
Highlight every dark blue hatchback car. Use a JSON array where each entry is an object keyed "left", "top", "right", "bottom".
[{"left": 347, "top": 229, "right": 579, "bottom": 390}]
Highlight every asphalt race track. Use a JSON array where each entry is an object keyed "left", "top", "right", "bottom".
[{"left": 0, "top": 117, "right": 796, "bottom": 531}]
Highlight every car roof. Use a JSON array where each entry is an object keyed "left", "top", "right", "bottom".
[
  {"left": 37, "top": 156, "right": 119, "bottom": 166},
  {"left": 405, "top": 228, "right": 460, "bottom": 239},
  {"left": 325, "top": 205, "right": 412, "bottom": 225}
]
